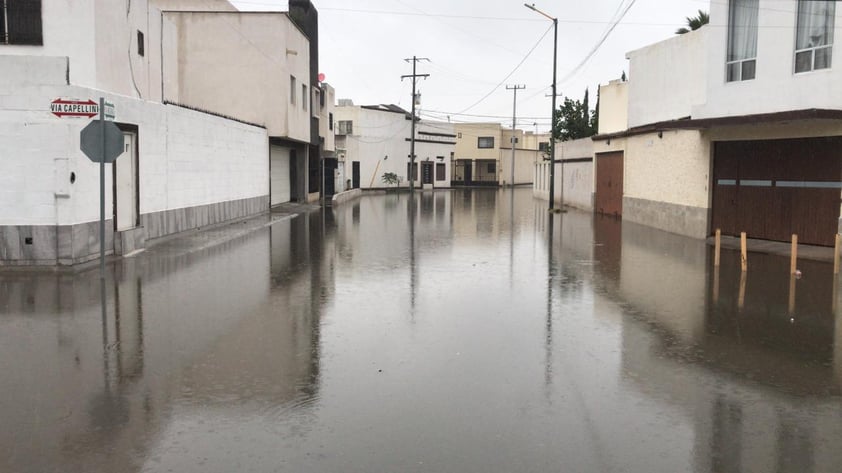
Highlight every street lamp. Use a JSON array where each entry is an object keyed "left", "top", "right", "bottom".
[{"left": 524, "top": 3, "right": 558, "bottom": 211}]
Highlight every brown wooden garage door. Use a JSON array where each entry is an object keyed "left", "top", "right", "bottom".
[
  {"left": 595, "top": 151, "right": 624, "bottom": 217},
  {"left": 712, "top": 137, "right": 842, "bottom": 246}
]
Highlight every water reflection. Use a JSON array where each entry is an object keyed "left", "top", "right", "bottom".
[{"left": 3, "top": 189, "right": 842, "bottom": 472}]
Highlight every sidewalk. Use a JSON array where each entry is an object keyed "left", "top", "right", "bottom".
[{"left": 708, "top": 235, "right": 835, "bottom": 263}]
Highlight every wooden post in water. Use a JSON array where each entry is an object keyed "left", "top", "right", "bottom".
[
  {"left": 788, "top": 274, "right": 797, "bottom": 316},
  {"left": 738, "top": 270, "right": 747, "bottom": 312},
  {"left": 740, "top": 232, "right": 748, "bottom": 273},
  {"left": 835, "top": 234, "right": 841, "bottom": 275},
  {"left": 790, "top": 234, "right": 798, "bottom": 275},
  {"left": 714, "top": 229, "right": 721, "bottom": 267}
]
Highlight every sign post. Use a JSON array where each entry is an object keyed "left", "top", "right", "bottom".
[{"left": 79, "top": 98, "right": 124, "bottom": 279}]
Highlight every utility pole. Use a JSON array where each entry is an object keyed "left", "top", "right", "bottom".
[
  {"left": 506, "top": 84, "right": 525, "bottom": 188},
  {"left": 401, "top": 56, "right": 430, "bottom": 193}
]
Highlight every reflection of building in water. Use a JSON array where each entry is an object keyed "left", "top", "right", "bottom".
[
  {"left": 0, "top": 215, "right": 330, "bottom": 472},
  {"left": 585, "top": 217, "right": 842, "bottom": 472}
]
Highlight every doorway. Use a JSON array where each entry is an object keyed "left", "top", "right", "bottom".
[
  {"left": 352, "top": 161, "right": 360, "bottom": 189},
  {"left": 114, "top": 131, "right": 138, "bottom": 231},
  {"left": 422, "top": 162, "right": 434, "bottom": 185},
  {"left": 595, "top": 151, "right": 624, "bottom": 217}
]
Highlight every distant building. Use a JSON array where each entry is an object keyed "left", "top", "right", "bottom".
[
  {"left": 454, "top": 123, "right": 539, "bottom": 187},
  {"left": 334, "top": 102, "right": 455, "bottom": 190}
]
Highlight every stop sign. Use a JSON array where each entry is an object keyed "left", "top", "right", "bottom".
[{"left": 80, "top": 121, "right": 125, "bottom": 163}]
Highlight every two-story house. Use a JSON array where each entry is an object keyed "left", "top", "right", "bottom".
[
  {"left": 594, "top": 0, "right": 842, "bottom": 247},
  {"left": 453, "top": 123, "right": 540, "bottom": 187}
]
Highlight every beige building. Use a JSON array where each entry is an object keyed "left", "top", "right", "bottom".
[
  {"left": 593, "top": 0, "right": 842, "bottom": 247},
  {"left": 453, "top": 123, "right": 539, "bottom": 187},
  {"left": 161, "top": 9, "right": 314, "bottom": 205}
]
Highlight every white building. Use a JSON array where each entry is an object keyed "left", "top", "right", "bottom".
[
  {"left": 335, "top": 103, "right": 455, "bottom": 190},
  {"left": 0, "top": 0, "right": 324, "bottom": 266},
  {"left": 592, "top": 0, "right": 842, "bottom": 247}
]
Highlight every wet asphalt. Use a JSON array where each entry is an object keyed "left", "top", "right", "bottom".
[{"left": 2, "top": 188, "right": 842, "bottom": 472}]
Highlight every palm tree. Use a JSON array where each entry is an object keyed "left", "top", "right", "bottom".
[{"left": 676, "top": 10, "right": 709, "bottom": 34}]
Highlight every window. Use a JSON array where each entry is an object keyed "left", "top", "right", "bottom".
[
  {"left": 290, "top": 76, "right": 297, "bottom": 105},
  {"left": 538, "top": 141, "right": 550, "bottom": 152},
  {"left": 726, "top": 0, "right": 758, "bottom": 82},
  {"left": 137, "top": 30, "right": 144, "bottom": 56},
  {"left": 436, "top": 163, "right": 446, "bottom": 181},
  {"left": 337, "top": 120, "right": 353, "bottom": 135},
  {"left": 487, "top": 162, "right": 496, "bottom": 173},
  {"left": 795, "top": 0, "right": 835, "bottom": 73},
  {"left": 302, "top": 84, "right": 308, "bottom": 110},
  {"left": 407, "top": 163, "right": 418, "bottom": 181},
  {"left": 478, "top": 136, "right": 495, "bottom": 149},
  {"left": 1, "top": 0, "right": 43, "bottom": 45},
  {"left": 329, "top": 113, "right": 334, "bottom": 131}
]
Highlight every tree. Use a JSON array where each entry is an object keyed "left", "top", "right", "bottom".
[
  {"left": 553, "top": 89, "right": 597, "bottom": 142},
  {"left": 676, "top": 10, "right": 709, "bottom": 34},
  {"left": 381, "top": 172, "right": 400, "bottom": 188}
]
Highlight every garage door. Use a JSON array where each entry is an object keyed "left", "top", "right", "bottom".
[
  {"left": 712, "top": 137, "right": 842, "bottom": 246},
  {"left": 595, "top": 151, "right": 624, "bottom": 217},
  {"left": 270, "top": 145, "right": 291, "bottom": 206}
]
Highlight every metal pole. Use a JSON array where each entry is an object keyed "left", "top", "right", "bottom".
[
  {"left": 548, "top": 18, "right": 558, "bottom": 210},
  {"left": 507, "top": 85, "right": 525, "bottom": 188},
  {"left": 99, "top": 97, "right": 106, "bottom": 279},
  {"left": 410, "top": 56, "right": 417, "bottom": 194}
]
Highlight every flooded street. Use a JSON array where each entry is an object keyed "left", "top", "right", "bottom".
[{"left": 3, "top": 188, "right": 842, "bottom": 472}]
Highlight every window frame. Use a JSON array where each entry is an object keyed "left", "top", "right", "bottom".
[
  {"left": 1, "top": 0, "right": 44, "bottom": 46},
  {"left": 290, "top": 76, "right": 297, "bottom": 106},
  {"left": 725, "top": 0, "right": 759, "bottom": 82},
  {"left": 793, "top": 0, "right": 836, "bottom": 74},
  {"left": 477, "top": 136, "right": 495, "bottom": 149},
  {"left": 302, "top": 84, "right": 308, "bottom": 111}
]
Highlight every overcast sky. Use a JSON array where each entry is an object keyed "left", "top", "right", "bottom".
[{"left": 229, "top": 0, "right": 709, "bottom": 132}]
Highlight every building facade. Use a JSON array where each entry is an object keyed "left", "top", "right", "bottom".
[
  {"left": 453, "top": 123, "right": 540, "bottom": 187},
  {"left": 594, "top": 0, "right": 842, "bottom": 246},
  {"left": 335, "top": 103, "right": 455, "bottom": 190},
  {"left": 0, "top": 0, "right": 327, "bottom": 265}
]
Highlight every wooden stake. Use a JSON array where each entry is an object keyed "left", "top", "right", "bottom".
[
  {"left": 788, "top": 274, "right": 796, "bottom": 316},
  {"left": 790, "top": 234, "right": 798, "bottom": 275},
  {"left": 740, "top": 232, "right": 748, "bottom": 273},
  {"left": 713, "top": 266, "right": 720, "bottom": 305},
  {"left": 835, "top": 234, "right": 841, "bottom": 275},
  {"left": 714, "top": 229, "right": 721, "bottom": 267}
]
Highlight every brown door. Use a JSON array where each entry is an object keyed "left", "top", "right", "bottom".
[
  {"left": 596, "top": 151, "right": 624, "bottom": 217},
  {"left": 712, "top": 137, "right": 842, "bottom": 246}
]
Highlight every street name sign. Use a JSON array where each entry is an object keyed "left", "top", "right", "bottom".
[
  {"left": 103, "top": 101, "right": 116, "bottom": 121},
  {"left": 80, "top": 120, "right": 124, "bottom": 163},
  {"left": 51, "top": 98, "right": 99, "bottom": 119}
]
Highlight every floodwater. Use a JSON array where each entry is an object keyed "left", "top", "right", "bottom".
[{"left": 2, "top": 188, "right": 842, "bottom": 473}]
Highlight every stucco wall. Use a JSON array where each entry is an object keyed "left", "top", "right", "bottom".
[
  {"left": 0, "top": 0, "right": 163, "bottom": 99},
  {"left": 598, "top": 80, "right": 629, "bottom": 134},
  {"left": 695, "top": 1, "right": 842, "bottom": 119},
  {"left": 335, "top": 106, "right": 453, "bottom": 189},
  {"left": 624, "top": 130, "right": 710, "bottom": 209},
  {"left": 627, "top": 28, "right": 707, "bottom": 127},
  {"left": 455, "top": 123, "right": 501, "bottom": 160},
  {"left": 0, "top": 73, "right": 268, "bottom": 227},
  {"left": 162, "top": 11, "right": 310, "bottom": 140},
  {"left": 500, "top": 148, "right": 538, "bottom": 186}
]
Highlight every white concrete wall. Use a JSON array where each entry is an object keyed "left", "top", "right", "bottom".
[
  {"left": 624, "top": 130, "right": 710, "bottom": 209},
  {"left": 534, "top": 138, "right": 594, "bottom": 209},
  {"left": 0, "top": 60, "right": 268, "bottom": 226},
  {"left": 627, "top": 28, "right": 708, "bottom": 127},
  {"left": 335, "top": 106, "right": 454, "bottom": 189},
  {"left": 151, "top": 0, "right": 238, "bottom": 10},
  {"left": 319, "top": 83, "right": 336, "bottom": 152},
  {"left": 0, "top": 0, "right": 163, "bottom": 100},
  {"left": 500, "top": 149, "right": 537, "bottom": 186},
  {"left": 161, "top": 11, "right": 310, "bottom": 140},
  {"left": 598, "top": 80, "right": 629, "bottom": 134},
  {"left": 695, "top": 1, "right": 842, "bottom": 119}
]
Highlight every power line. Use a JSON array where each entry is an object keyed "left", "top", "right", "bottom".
[{"left": 455, "top": 24, "right": 554, "bottom": 115}]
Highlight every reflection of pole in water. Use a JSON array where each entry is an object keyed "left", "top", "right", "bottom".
[
  {"left": 409, "top": 192, "right": 417, "bottom": 320},
  {"left": 713, "top": 265, "right": 720, "bottom": 305},
  {"left": 788, "top": 274, "right": 797, "bottom": 317},
  {"left": 545, "top": 213, "right": 555, "bottom": 391},
  {"left": 100, "top": 274, "right": 110, "bottom": 390},
  {"left": 738, "top": 271, "right": 747, "bottom": 312},
  {"left": 509, "top": 189, "right": 515, "bottom": 289}
]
